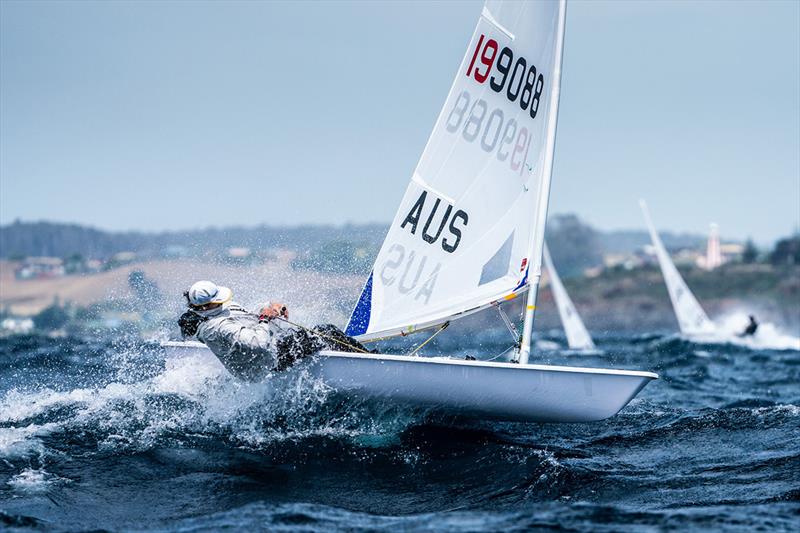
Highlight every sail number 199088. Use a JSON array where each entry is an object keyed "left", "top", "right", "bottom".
[
  {"left": 443, "top": 33, "right": 547, "bottom": 176},
  {"left": 466, "top": 34, "right": 546, "bottom": 119}
]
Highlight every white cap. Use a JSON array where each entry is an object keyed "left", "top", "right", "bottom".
[{"left": 187, "top": 280, "right": 232, "bottom": 307}]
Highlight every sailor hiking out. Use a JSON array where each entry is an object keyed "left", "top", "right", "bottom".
[
  {"left": 178, "top": 280, "right": 366, "bottom": 381},
  {"left": 739, "top": 315, "right": 759, "bottom": 337}
]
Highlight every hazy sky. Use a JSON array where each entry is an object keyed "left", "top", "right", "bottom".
[{"left": 1, "top": 0, "right": 798, "bottom": 243}]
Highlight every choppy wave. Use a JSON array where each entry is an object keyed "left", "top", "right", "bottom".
[
  {"left": 0, "top": 334, "right": 798, "bottom": 531},
  {"left": 0, "top": 349, "right": 425, "bottom": 464}
]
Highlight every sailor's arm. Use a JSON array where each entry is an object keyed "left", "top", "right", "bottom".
[{"left": 258, "top": 302, "right": 288, "bottom": 321}]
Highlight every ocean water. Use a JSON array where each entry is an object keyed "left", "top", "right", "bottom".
[{"left": 0, "top": 331, "right": 798, "bottom": 532}]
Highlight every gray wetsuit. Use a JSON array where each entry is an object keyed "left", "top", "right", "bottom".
[
  {"left": 195, "top": 303, "right": 290, "bottom": 381},
  {"left": 183, "top": 302, "right": 367, "bottom": 382}
]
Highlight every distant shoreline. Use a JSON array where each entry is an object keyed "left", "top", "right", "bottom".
[{"left": 2, "top": 258, "right": 797, "bottom": 335}]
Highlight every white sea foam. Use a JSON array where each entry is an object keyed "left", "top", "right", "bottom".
[
  {"left": 708, "top": 312, "right": 800, "bottom": 350},
  {"left": 7, "top": 468, "right": 70, "bottom": 493},
  {"left": 674, "top": 311, "right": 800, "bottom": 350},
  {"left": 523, "top": 449, "right": 565, "bottom": 496},
  {"left": 0, "top": 424, "right": 55, "bottom": 460},
  {"left": 535, "top": 339, "right": 562, "bottom": 351},
  {"left": 753, "top": 404, "right": 800, "bottom": 417},
  {"left": 0, "top": 349, "right": 418, "bottom": 460}
]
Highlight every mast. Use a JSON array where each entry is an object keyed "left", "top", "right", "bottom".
[{"left": 519, "top": 0, "right": 567, "bottom": 364}]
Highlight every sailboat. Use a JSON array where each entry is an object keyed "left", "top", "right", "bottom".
[
  {"left": 639, "top": 199, "right": 717, "bottom": 336},
  {"left": 164, "top": 0, "right": 656, "bottom": 422},
  {"left": 543, "top": 243, "right": 595, "bottom": 350}
]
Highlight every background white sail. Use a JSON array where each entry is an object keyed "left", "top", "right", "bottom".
[
  {"left": 543, "top": 243, "right": 595, "bottom": 350},
  {"left": 347, "top": 0, "right": 566, "bottom": 340},
  {"left": 639, "top": 200, "right": 716, "bottom": 336}
]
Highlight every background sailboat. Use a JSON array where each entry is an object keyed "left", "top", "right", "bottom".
[
  {"left": 640, "top": 200, "right": 800, "bottom": 349},
  {"left": 543, "top": 242, "right": 595, "bottom": 350},
  {"left": 639, "top": 199, "right": 717, "bottom": 337},
  {"left": 165, "top": 0, "right": 657, "bottom": 422}
]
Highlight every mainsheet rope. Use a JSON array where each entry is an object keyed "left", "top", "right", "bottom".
[
  {"left": 407, "top": 322, "right": 450, "bottom": 357},
  {"left": 271, "top": 316, "right": 451, "bottom": 358}
]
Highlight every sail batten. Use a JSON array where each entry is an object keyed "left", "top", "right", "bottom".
[
  {"left": 347, "top": 0, "right": 567, "bottom": 342},
  {"left": 481, "top": 6, "right": 516, "bottom": 40}
]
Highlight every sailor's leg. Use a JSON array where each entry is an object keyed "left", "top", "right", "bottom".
[
  {"left": 274, "top": 328, "right": 324, "bottom": 371},
  {"left": 312, "top": 324, "right": 369, "bottom": 353}
]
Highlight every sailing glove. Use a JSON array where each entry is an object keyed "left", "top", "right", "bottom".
[{"left": 178, "top": 310, "right": 205, "bottom": 338}]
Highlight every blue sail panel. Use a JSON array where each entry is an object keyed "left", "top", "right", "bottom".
[
  {"left": 345, "top": 272, "right": 373, "bottom": 337},
  {"left": 514, "top": 266, "right": 529, "bottom": 291}
]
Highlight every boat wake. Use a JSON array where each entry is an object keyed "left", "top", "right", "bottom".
[
  {"left": 708, "top": 311, "right": 800, "bottom": 351},
  {"left": 645, "top": 314, "right": 800, "bottom": 352}
]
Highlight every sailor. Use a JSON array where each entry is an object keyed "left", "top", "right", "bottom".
[
  {"left": 177, "top": 280, "right": 366, "bottom": 381},
  {"left": 739, "top": 315, "right": 759, "bottom": 337}
]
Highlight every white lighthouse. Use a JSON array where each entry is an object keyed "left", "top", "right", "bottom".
[{"left": 704, "top": 223, "right": 722, "bottom": 271}]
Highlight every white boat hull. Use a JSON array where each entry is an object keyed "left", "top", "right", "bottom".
[{"left": 162, "top": 341, "right": 657, "bottom": 422}]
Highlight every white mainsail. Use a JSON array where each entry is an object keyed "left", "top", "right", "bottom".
[
  {"left": 639, "top": 200, "right": 716, "bottom": 336},
  {"left": 347, "top": 0, "right": 566, "bottom": 344},
  {"left": 543, "top": 243, "right": 595, "bottom": 350}
]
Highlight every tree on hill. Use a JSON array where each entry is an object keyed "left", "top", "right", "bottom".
[
  {"left": 770, "top": 235, "right": 800, "bottom": 266},
  {"left": 0, "top": 219, "right": 388, "bottom": 260},
  {"left": 546, "top": 214, "right": 603, "bottom": 277},
  {"left": 742, "top": 239, "right": 758, "bottom": 264}
]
